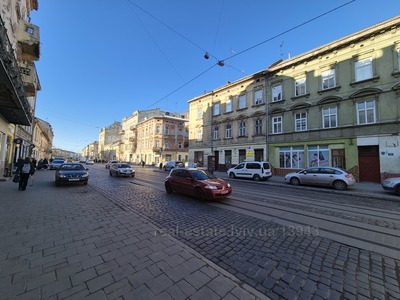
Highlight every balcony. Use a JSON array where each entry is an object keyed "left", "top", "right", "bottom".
[
  {"left": 152, "top": 147, "right": 161, "bottom": 153},
  {"left": 0, "top": 18, "right": 32, "bottom": 125},
  {"left": 17, "top": 19, "right": 40, "bottom": 61},
  {"left": 19, "top": 61, "right": 40, "bottom": 97}
]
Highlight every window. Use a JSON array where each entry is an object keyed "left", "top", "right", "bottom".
[
  {"left": 213, "top": 103, "right": 220, "bottom": 115},
  {"left": 226, "top": 99, "right": 232, "bottom": 112},
  {"left": 238, "top": 94, "right": 246, "bottom": 109},
  {"left": 272, "top": 85, "right": 282, "bottom": 102},
  {"left": 197, "top": 129, "right": 202, "bottom": 141},
  {"left": 322, "top": 107, "right": 337, "bottom": 128},
  {"left": 295, "top": 78, "right": 306, "bottom": 96},
  {"left": 156, "top": 125, "right": 161, "bottom": 134},
  {"left": 213, "top": 126, "right": 219, "bottom": 140},
  {"left": 238, "top": 121, "right": 246, "bottom": 136},
  {"left": 322, "top": 69, "right": 336, "bottom": 89},
  {"left": 165, "top": 126, "right": 170, "bottom": 134},
  {"left": 178, "top": 142, "right": 182, "bottom": 149},
  {"left": 357, "top": 100, "right": 376, "bottom": 124},
  {"left": 197, "top": 107, "right": 203, "bottom": 119},
  {"left": 355, "top": 58, "right": 373, "bottom": 81},
  {"left": 279, "top": 147, "right": 305, "bottom": 169},
  {"left": 295, "top": 112, "right": 307, "bottom": 131},
  {"left": 272, "top": 116, "right": 282, "bottom": 134},
  {"left": 254, "top": 89, "right": 263, "bottom": 105},
  {"left": 225, "top": 124, "right": 232, "bottom": 138},
  {"left": 308, "top": 145, "right": 329, "bottom": 167},
  {"left": 255, "top": 119, "right": 263, "bottom": 135}
]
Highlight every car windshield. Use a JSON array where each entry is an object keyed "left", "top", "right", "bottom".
[
  {"left": 60, "top": 164, "right": 84, "bottom": 170},
  {"left": 53, "top": 160, "right": 64, "bottom": 163},
  {"left": 118, "top": 164, "right": 131, "bottom": 168},
  {"left": 190, "top": 170, "right": 217, "bottom": 180}
]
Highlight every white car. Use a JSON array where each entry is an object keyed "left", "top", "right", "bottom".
[
  {"left": 105, "top": 160, "right": 119, "bottom": 169},
  {"left": 382, "top": 177, "right": 400, "bottom": 195},
  {"left": 227, "top": 161, "right": 272, "bottom": 181}
]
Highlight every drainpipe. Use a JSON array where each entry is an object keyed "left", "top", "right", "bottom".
[{"left": 264, "top": 71, "right": 270, "bottom": 161}]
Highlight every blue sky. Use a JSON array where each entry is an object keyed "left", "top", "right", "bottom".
[{"left": 31, "top": 0, "right": 399, "bottom": 153}]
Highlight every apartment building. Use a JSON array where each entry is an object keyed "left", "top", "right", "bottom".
[
  {"left": 188, "top": 74, "right": 268, "bottom": 172},
  {"left": 82, "top": 141, "right": 98, "bottom": 160},
  {"left": 135, "top": 113, "right": 189, "bottom": 166},
  {"left": 32, "top": 117, "right": 53, "bottom": 161},
  {"left": 267, "top": 16, "right": 400, "bottom": 183},
  {"left": 0, "top": 0, "right": 41, "bottom": 176},
  {"left": 188, "top": 16, "right": 400, "bottom": 183},
  {"left": 98, "top": 121, "right": 121, "bottom": 161},
  {"left": 119, "top": 108, "right": 163, "bottom": 163}
]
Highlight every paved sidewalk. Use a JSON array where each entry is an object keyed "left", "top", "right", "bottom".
[{"left": 0, "top": 171, "right": 268, "bottom": 300}]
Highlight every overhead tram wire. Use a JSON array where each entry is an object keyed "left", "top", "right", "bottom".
[
  {"left": 143, "top": 64, "right": 218, "bottom": 110},
  {"left": 127, "top": 0, "right": 356, "bottom": 110},
  {"left": 218, "top": 0, "right": 356, "bottom": 63}
]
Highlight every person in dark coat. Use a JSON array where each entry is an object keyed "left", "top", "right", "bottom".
[{"left": 16, "top": 157, "right": 35, "bottom": 191}]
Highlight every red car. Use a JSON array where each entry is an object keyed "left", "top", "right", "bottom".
[{"left": 165, "top": 168, "right": 232, "bottom": 200}]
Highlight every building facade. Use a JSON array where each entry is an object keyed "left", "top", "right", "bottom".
[
  {"left": 135, "top": 113, "right": 189, "bottom": 166},
  {"left": 32, "top": 117, "right": 53, "bottom": 161},
  {"left": 188, "top": 74, "right": 268, "bottom": 172},
  {"left": 267, "top": 16, "right": 400, "bottom": 183},
  {"left": 0, "top": 0, "right": 41, "bottom": 177},
  {"left": 188, "top": 16, "right": 400, "bottom": 183},
  {"left": 98, "top": 121, "right": 121, "bottom": 161}
]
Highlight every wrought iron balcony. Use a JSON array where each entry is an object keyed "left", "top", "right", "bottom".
[
  {"left": 17, "top": 19, "right": 40, "bottom": 61},
  {"left": 0, "top": 18, "right": 32, "bottom": 125}
]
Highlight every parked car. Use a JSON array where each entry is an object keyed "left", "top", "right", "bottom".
[
  {"left": 105, "top": 160, "right": 119, "bottom": 169},
  {"left": 55, "top": 163, "right": 89, "bottom": 186},
  {"left": 382, "top": 177, "right": 400, "bottom": 195},
  {"left": 165, "top": 168, "right": 232, "bottom": 200},
  {"left": 284, "top": 167, "right": 356, "bottom": 190},
  {"left": 109, "top": 163, "right": 135, "bottom": 177},
  {"left": 85, "top": 159, "right": 94, "bottom": 165},
  {"left": 79, "top": 158, "right": 86, "bottom": 163},
  {"left": 163, "top": 161, "right": 184, "bottom": 171},
  {"left": 227, "top": 161, "right": 272, "bottom": 181},
  {"left": 49, "top": 159, "right": 65, "bottom": 170}
]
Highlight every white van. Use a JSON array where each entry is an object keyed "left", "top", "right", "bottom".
[{"left": 227, "top": 161, "right": 272, "bottom": 181}]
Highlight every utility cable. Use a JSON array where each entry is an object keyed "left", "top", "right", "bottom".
[{"left": 219, "top": 0, "right": 356, "bottom": 63}]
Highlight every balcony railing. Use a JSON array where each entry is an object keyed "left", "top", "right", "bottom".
[
  {"left": 17, "top": 19, "right": 40, "bottom": 61},
  {"left": 0, "top": 17, "right": 32, "bottom": 125}
]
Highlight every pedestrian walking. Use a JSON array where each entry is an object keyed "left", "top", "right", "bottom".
[
  {"left": 141, "top": 160, "right": 145, "bottom": 168},
  {"left": 16, "top": 157, "right": 35, "bottom": 191}
]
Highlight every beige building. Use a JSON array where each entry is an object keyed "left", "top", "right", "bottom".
[
  {"left": 0, "top": 0, "right": 41, "bottom": 177},
  {"left": 32, "top": 117, "right": 53, "bottom": 161},
  {"left": 82, "top": 141, "right": 99, "bottom": 160},
  {"left": 98, "top": 121, "right": 121, "bottom": 161},
  {"left": 119, "top": 108, "right": 163, "bottom": 163},
  {"left": 188, "top": 74, "right": 267, "bottom": 171},
  {"left": 136, "top": 113, "right": 189, "bottom": 166}
]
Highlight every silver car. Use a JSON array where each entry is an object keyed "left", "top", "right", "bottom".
[
  {"left": 284, "top": 167, "right": 356, "bottom": 190},
  {"left": 382, "top": 177, "right": 400, "bottom": 195},
  {"left": 109, "top": 163, "right": 135, "bottom": 177}
]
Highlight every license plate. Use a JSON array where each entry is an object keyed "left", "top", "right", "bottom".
[
  {"left": 69, "top": 179, "right": 79, "bottom": 181},
  {"left": 221, "top": 190, "right": 229, "bottom": 194}
]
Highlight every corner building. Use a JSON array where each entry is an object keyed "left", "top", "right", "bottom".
[{"left": 188, "top": 16, "right": 400, "bottom": 182}]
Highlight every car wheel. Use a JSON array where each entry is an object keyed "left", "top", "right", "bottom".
[
  {"left": 109, "top": 171, "right": 112, "bottom": 176},
  {"left": 131, "top": 175, "right": 135, "bottom": 178},
  {"left": 196, "top": 188, "right": 206, "bottom": 201},
  {"left": 333, "top": 180, "right": 347, "bottom": 190},
  {"left": 290, "top": 177, "right": 300, "bottom": 186},
  {"left": 229, "top": 172, "right": 236, "bottom": 179},
  {"left": 83, "top": 181, "right": 88, "bottom": 185},
  {"left": 55, "top": 181, "right": 60, "bottom": 187},
  {"left": 395, "top": 185, "right": 400, "bottom": 196},
  {"left": 253, "top": 174, "right": 261, "bottom": 181},
  {"left": 165, "top": 182, "right": 173, "bottom": 194}
]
